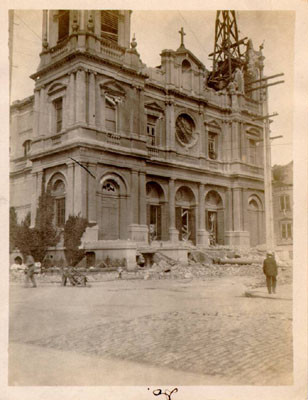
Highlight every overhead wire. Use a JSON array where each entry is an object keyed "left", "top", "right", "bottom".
[{"left": 14, "top": 12, "right": 41, "bottom": 42}]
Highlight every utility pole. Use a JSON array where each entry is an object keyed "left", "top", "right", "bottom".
[
  {"left": 248, "top": 73, "right": 284, "bottom": 252},
  {"left": 262, "top": 86, "right": 275, "bottom": 251},
  {"left": 9, "top": 10, "right": 14, "bottom": 103}
]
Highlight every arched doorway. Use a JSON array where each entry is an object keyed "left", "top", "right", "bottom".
[
  {"left": 48, "top": 173, "right": 67, "bottom": 228},
  {"left": 248, "top": 196, "right": 263, "bottom": 247},
  {"left": 99, "top": 179, "right": 120, "bottom": 240},
  {"left": 175, "top": 186, "right": 196, "bottom": 244},
  {"left": 146, "top": 182, "right": 165, "bottom": 241},
  {"left": 205, "top": 190, "right": 224, "bottom": 245}
]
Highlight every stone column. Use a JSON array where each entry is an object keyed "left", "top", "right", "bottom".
[
  {"left": 139, "top": 171, "right": 146, "bottom": 225},
  {"left": 79, "top": 10, "right": 85, "bottom": 30},
  {"left": 197, "top": 183, "right": 209, "bottom": 246},
  {"left": 240, "top": 122, "right": 246, "bottom": 162},
  {"left": 231, "top": 119, "right": 240, "bottom": 161},
  {"left": 87, "top": 162, "right": 97, "bottom": 223},
  {"left": 33, "top": 89, "right": 40, "bottom": 137},
  {"left": 118, "top": 11, "right": 125, "bottom": 47},
  {"left": 42, "top": 10, "right": 48, "bottom": 49},
  {"left": 138, "top": 171, "right": 148, "bottom": 242},
  {"left": 74, "top": 161, "right": 87, "bottom": 217},
  {"left": 66, "top": 162, "right": 74, "bottom": 218},
  {"left": 68, "top": 72, "right": 75, "bottom": 126},
  {"left": 76, "top": 68, "right": 86, "bottom": 124},
  {"left": 226, "top": 188, "right": 233, "bottom": 231},
  {"left": 233, "top": 188, "right": 242, "bottom": 231},
  {"left": 96, "top": 83, "right": 103, "bottom": 129},
  {"left": 88, "top": 71, "right": 96, "bottom": 127},
  {"left": 131, "top": 170, "right": 139, "bottom": 224},
  {"left": 168, "top": 178, "right": 178, "bottom": 242},
  {"left": 39, "top": 87, "right": 46, "bottom": 134},
  {"left": 204, "top": 123, "right": 209, "bottom": 158},
  {"left": 139, "top": 88, "right": 145, "bottom": 136},
  {"left": 165, "top": 100, "right": 175, "bottom": 151},
  {"left": 128, "top": 169, "right": 148, "bottom": 242},
  {"left": 242, "top": 188, "right": 249, "bottom": 232},
  {"left": 30, "top": 171, "right": 43, "bottom": 227}
]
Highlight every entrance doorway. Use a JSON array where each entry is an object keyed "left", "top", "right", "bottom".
[
  {"left": 146, "top": 182, "right": 165, "bottom": 241},
  {"left": 99, "top": 180, "right": 120, "bottom": 240},
  {"left": 205, "top": 190, "right": 224, "bottom": 245},
  {"left": 248, "top": 196, "right": 264, "bottom": 247},
  {"left": 175, "top": 186, "right": 196, "bottom": 244}
]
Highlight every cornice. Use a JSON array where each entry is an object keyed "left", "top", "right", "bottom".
[{"left": 31, "top": 50, "right": 148, "bottom": 82}]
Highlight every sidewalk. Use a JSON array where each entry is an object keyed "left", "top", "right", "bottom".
[{"left": 244, "top": 284, "right": 292, "bottom": 301}]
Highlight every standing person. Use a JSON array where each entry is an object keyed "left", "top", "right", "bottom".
[
  {"left": 263, "top": 252, "right": 278, "bottom": 294},
  {"left": 25, "top": 254, "right": 37, "bottom": 288}
]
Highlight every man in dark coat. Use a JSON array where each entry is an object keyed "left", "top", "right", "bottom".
[
  {"left": 263, "top": 252, "right": 278, "bottom": 294},
  {"left": 25, "top": 254, "right": 37, "bottom": 288}
]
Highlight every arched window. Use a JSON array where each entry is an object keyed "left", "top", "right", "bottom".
[
  {"left": 181, "top": 60, "right": 192, "bottom": 90},
  {"left": 146, "top": 182, "right": 165, "bottom": 241},
  {"left": 205, "top": 190, "right": 224, "bottom": 245},
  {"left": 51, "top": 179, "right": 66, "bottom": 227},
  {"left": 248, "top": 196, "right": 264, "bottom": 247},
  {"left": 100, "top": 179, "right": 120, "bottom": 240},
  {"left": 181, "top": 59, "right": 191, "bottom": 72},
  {"left": 175, "top": 186, "right": 196, "bottom": 244}
]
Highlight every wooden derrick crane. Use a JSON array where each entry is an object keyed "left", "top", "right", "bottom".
[{"left": 208, "top": 10, "right": 247, "bottom": 90}]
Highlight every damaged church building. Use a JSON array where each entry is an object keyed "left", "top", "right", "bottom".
[{"left": 10, "top": 10, "right": 267, "bottom": 267}]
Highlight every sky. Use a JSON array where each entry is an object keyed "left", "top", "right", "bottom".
[{"left": 10, "top": 10, "right": 294, "bottom": 166}]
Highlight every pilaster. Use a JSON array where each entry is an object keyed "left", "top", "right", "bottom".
[
  {"left": 88, "top": 71, "right": 96, "bottom": 127},
  {"left": 87, "top": 162, "right": 97, "bottom": 223},
  {"left": 66, "top": 162, "right": 74, "bottom": 218},
  {"left": 76, "top": 68, "right": 86, "bottom": 124},
  {"left": 168, "top": 178, "right": 178, "bottom": 242},
  {"left": 33, "top": 89, "right": 40, "bottom": 137},
  {"left": 30, "top": 171, "right": 43, "bottom": 227},
  {"left": 39, "top": 87, "right": 48, "bottom": 135},
  {"left": 68, "top": 72, "right": 75, "bottom": 126},
  {"left": 74, "top": 160, "right": 87, "bottom": 217},
  {"left": 197, "top": 183, "right": 208, "bottom": 246},
  {"left": 139, "top": 171, "right": 146, "bottom": 225}
]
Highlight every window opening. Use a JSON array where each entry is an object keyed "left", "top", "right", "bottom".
[
  {"left": 101, "top": 11, "right": 119, "bottom": 43},
  {"left": 54, "top": 98, "right": 63, "bottom": 133},
  {"left": 208, "top": 133, "right": 217, "bottom": 159},
  {"left": 55, "top": 197, "right": 65, "bottom": 227},
  {"left": 280, "top": 195, "right": 291, "bottom": 212},
  {"left": 58, "top": 10, "right": 69, "bottom": 42},
  {"left": 281, "top": 222, "right": 292, "bottom": 239},
  {"left": 249, "top": 139, "right": 257, "bottom": 164}
]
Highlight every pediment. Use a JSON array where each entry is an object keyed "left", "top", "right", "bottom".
[
  {"left": 205, "top": 119, "right": 221, "bottom": 130},
  {"left": 100, "top": 80, "right": 126, "bottom": 97},
  {"left": 47, "top": 82, "right": 67, "bottom": 95},
  {"left": 144, "top": 101, "right": 165, "bottom": 113},
  {"left": 246, "top": 126, "right": 261, "bottom": 137},
  {"left": 176, "top": 47, "right": 206, "bottom": 71}
]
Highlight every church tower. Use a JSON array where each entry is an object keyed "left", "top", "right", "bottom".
[{"left": 28, "top": 10, "right": 147, "bottom": 239}]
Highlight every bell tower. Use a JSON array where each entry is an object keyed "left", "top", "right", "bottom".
[{"left": 38, "top": 10, "right": 131, "bottom": 71}]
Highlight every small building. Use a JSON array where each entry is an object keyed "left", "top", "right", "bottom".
[{"left": 272, "top": 161, "right": 293, "bottom": 260}]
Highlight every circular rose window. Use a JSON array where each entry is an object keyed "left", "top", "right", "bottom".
[{"left": 175, "top": 114, "right": 197, "bottom": 147}]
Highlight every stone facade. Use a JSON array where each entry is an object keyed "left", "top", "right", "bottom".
[
  {"left": 272, "top": 162, "right": 293, "bottom": 259},
  {"left": 10, "top": 10, "right": 267, "bottom": 257}
]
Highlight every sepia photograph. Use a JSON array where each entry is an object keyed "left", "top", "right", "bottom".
[{"left": 2, "top": 2, "right": 307, "bottom": 400}]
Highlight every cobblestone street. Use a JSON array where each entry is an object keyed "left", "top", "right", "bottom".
[{"left": 9, "top": 276, "right": 293, "bottom": 386}]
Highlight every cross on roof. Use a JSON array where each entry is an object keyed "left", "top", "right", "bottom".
[{"left": 179, "top": 27, "right": 186, "bottom": 47}]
